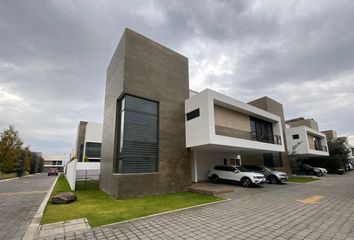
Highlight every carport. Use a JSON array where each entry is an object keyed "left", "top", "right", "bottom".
[{"left": 190, "top": 144, "right": 281, "bottom": 183}]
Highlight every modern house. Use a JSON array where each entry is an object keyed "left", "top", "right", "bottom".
[
  {"left": 99, "top": 28, "right": 294, "bottom": 199},
  {"left": 322, "top": 130, "right": 354, "bottom": 162},
  {"left": 75, "top": 121, "right": 103, "bottom": 162},
  {"left": 43, "top": 154, "right": 64, "bottom": 172},
  {"left": 321, "top": 129, "right": 337, "bottom": 142},
  {"left": 285, "top": 118, "right": 329, "bottom": 156},
  {"left": 186, "top": 89, "right": 288, "bottom": 182},
  {"left": 337, "top": 136, "right": 354, "bottom": 163}
]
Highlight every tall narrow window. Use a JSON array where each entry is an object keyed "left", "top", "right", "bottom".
[
  {"left": 250, "top": 117, "right": 275, "bottom": 144},
  {"left": 116, "top": 95, "right": 159, "bottom": 173}
]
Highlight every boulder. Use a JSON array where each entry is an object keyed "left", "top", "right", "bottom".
[{"left": 51, "top": 192, "right": 77, "bottom": 204}]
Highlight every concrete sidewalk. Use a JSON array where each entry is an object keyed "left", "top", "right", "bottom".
[{"left": 37, "top": 218, "right": 91, "bottom": 239}]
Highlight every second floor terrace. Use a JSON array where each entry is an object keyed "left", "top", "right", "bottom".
[
  {"left": 185, "top": 89, "right": 285, "bottom": 153},
  {"left": 285, "top": 126, "right": 329, "bottom": 156}
]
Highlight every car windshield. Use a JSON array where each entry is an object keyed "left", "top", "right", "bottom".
[
  {"left": 263, "top": 167, "right": 273, "bottom": 172},
  {"left": 236, "top": 166, "right": 249, "bottom": 172}
]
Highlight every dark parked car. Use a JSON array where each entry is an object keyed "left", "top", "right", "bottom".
[
  {"left": 242, "top": 165, "right": 288, "bottom": 184},
  {"left": 298, "top": 164, "right": 322, "bottom": 176},
  {"left": 48, "top": 167, "right": 59, "bottom": 176}
]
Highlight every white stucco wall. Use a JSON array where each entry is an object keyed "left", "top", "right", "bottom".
[
  {"left": 191, "top": 150, "right": 242, "bottom": 182},
  {"left": 65, "top": 159, "right": 77, "bottom": 190},
  {"left": 185, "top": 88, "right": 285, "bottom": 153},
  {"left": 84, "top": 122, "right": 103, "bottom": 143},
  {"left": 82, "top": 122, "right": 103, "bottom": 160},
  {"left": 285, "top": 126, "right": 329, "bottom": 156}
]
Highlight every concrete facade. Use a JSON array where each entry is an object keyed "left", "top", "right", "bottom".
[
  {"left": 75, "top": 121, "right": 103, "bottom": 162},
  {"left": 286, "top": 117, "right": 319, "bottom": 131},
  {"left": 43, "top": 154, "right": 64, "bottom": 172},
  {"left": 214, "top": 104, "right": 251, "bottom": 134},
  {"left": 248, "top": 96, "right": 292, "bottom": 174},
  {"left": 321, "top": 129, "right": 338, "bottom": 141},
  {"left": 75, "top": 121, "right": 87, "bottom": 162},
  {"left": 100, "top": 28, "right": 190, "bottom": 198}
]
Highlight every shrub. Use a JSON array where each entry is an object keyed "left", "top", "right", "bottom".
[{"left": 303, "top": 156, "right": 343, "bottom": 174}]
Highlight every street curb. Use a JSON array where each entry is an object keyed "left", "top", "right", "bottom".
[
  {"left": 98, "top": 196, "right": 231, "bottom": 229},
  {"left": 0, "top": 177, "right": 19, "bottom": 182},
  {"left": 22, "top": 176, "right": 59, "bottom": 240}
]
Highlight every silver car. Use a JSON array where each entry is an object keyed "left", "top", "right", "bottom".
[{"left": 242, "top": 165, "right": 288, "bottom": 184}]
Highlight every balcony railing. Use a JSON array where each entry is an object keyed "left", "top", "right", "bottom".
[
  {"left": 250, "top": 131, "right": 282, "bottom": 145},
  {"left": 214, "top": 125, "right": 282, "bottom": 145},
  {"left": 314, "top": 144, "right": 328, "bottom": 152}
]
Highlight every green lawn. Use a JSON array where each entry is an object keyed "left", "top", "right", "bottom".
[
  {"left": 288, "top": 177, "right": 320, "bottom": 183},
  {"left": 41, "top": 176, "right": 222, "bottom": 227}
]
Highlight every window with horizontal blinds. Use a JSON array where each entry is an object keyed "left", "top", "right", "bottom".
[{"left": 116, "top": 95, "right": 159, "bottom": 173}]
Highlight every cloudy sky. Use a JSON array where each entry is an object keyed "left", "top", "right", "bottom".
[{"left": 0, "top": 0, "right": 353, "bottom": 156}]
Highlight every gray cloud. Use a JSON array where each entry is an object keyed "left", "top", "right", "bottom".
[{"left": 0, "top": 0, "right": 353, "bottom": 156}]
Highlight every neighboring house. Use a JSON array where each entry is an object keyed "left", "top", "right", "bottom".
[
  {"left": 43, "top": 155, "right": 64, "bottom": 172},
  {"left": 75, "top": 121, "right": 103, "bottom": 162},
  {"left": 285, "top": 118, "right": 329, "bottom": 156},
  {"left": 323, "top": 130, "right": 354, "bottom": 163},
  {"left": 321, "top": 129, "right": 338, "bottom": 142},
  {"left": 100, "top": 28, "right": 295, "bottom": 199},
  {"left": 337, "top": 136, "right": 354, "bottom": 163},
  {"left": 186, "top": 89, "right": 288, "bottom": 182}
]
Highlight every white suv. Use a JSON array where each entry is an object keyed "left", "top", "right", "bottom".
[{"left": 208, "top": 165, "right": 266, "bottom": 187}]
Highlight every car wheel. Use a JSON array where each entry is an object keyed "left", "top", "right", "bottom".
[
  {"left": 269, "top": 175, "right": 278, "bottom": 184},
  {"left": 210, "top": 175, "right": 219, "bottom": 184},
  {"left": 241, "top": 177, "right": 251, "bottom": 187}
]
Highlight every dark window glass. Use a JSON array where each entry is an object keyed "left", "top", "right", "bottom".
[
  {"left": 292, "top": 134, "right": 300, "bottom": 140},
  {"left": 85, "top": 142, "right": 102, "bottom": 159},
  {"left": 186, "top": 109, "right": 200, "bottom": 121},
  {"left": 263, "top": 153, "right": 283, "bottom": 168},
  {"left": 228, "top": 166, "right": 236, "bottom": 172},
  {"left": 116, "top": 95, "right": 158, "bottom": 173},
  {"left": 214, "top": 166, "right": 228, "bottom": 171},
  {"left": 250, "top": 117, "right": 277, "bottom": 144},
  {"left": 79, "top": 144, "right": 84, "bottom": 162}
]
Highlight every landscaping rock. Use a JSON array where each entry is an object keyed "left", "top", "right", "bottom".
[{"left": 51, "top": 192, "right": 77, "bottom": 204}]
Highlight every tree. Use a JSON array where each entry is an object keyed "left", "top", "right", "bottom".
[
  {"left": 37, "top": 157, "right": 44, "bottom": 172},
  {"left": 23, "top": 146, "right": 32, "bottom": 173},
  {"left": 289, "top": 141, "right": 303, "bottom": 173},
  {"left": 30, "top": 152, "right": 40, "bottom": 174},
  {"left": 328, "top": 137, "right": 350, "bottom": 167},
  {"left": 0, "top": 126, "right": 23, "bottom": 173}
]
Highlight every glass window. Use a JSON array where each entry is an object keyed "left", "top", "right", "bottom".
[
  {"left": 186, "top": 109, "right": 200, "bottom": 121},
  {"left": 85, "top": 142, "right": 102, "bottom": 159},
  {"left": 263, "top": 153, "right": 283, "bottom": 168},
  {"left": 292, "top": 134, "right": 300, "bottom": 140},
  {"left": 116, "top": 95, "right": 159, "bottom": 173}
]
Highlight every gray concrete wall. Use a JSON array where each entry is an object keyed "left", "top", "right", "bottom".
[
  {"left": 75, "top": 121, "right": 87, "bottom": 162},
  {"left": 288, "top": 118, "right": 319, "bottom": 131},
  {"left": 100, "top": 28, "right": 191, "bottom": 198}
]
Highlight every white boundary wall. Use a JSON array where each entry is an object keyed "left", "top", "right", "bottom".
[
  {"left": 77, "top": 162, "right": 100, "bottom": 170},
  {"left": 65, "top": 159, "right": 77, "bottom": 190},
  {"left": 65, "top": 161, "right": 101, "bottom": 190}
]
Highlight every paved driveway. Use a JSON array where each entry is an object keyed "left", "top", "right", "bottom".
[
  {"left": 0, "top": 173, "right": 56, "bottom": 240},
  {"left": 42, "top": 173, "right": 354, "bottom": 240}
]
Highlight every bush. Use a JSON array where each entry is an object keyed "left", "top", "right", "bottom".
[{"left": 303, "top": 156, "right": 343, "bottom": 174}]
